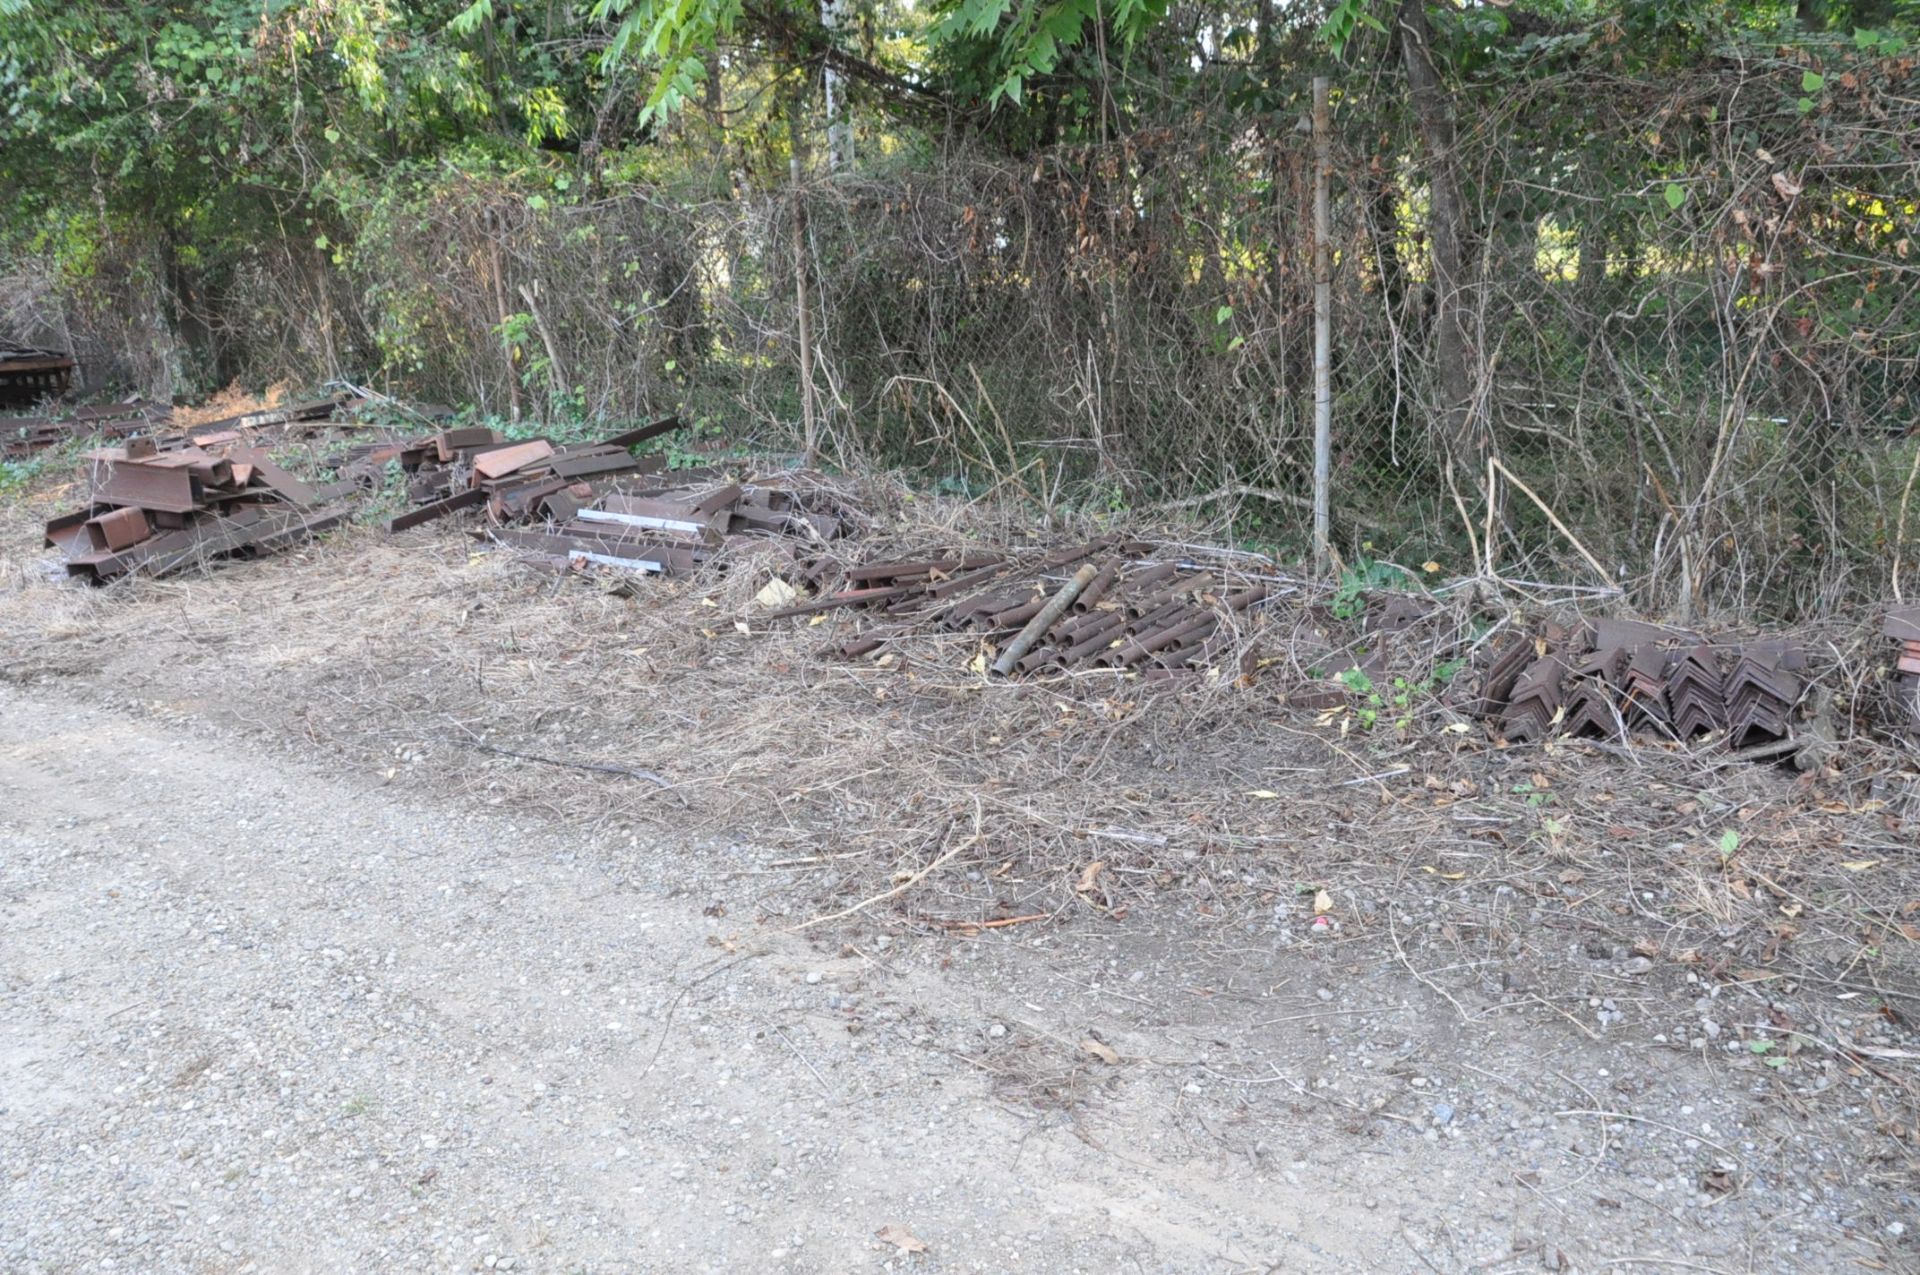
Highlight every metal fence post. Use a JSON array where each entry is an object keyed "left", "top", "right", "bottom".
[{"left": 1311, "top": 75, "right": 1332, "bottom": 576}]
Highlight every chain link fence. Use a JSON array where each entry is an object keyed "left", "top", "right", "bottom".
[{"left": 8, "top": 41, "right": 1914, "bottom": 622}]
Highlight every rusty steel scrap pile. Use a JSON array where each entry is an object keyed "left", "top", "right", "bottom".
[
  {"left": 16, "top": 389, "right": 1920, "bottom": 752},
  {"left": 43, "top": 436, "right": 354, "bottom": 582},
  {"left": 6, "top": 393, "right": 351, "bottom": 460},
  {"left": 34, "top": 394, "right": 386, "bottom": 581},
  {"left": 346, "top": 416, "right": 855, "bottom": 571},
  {"left": 767, "top": 536, "right": 1281, "bottom": 681}
]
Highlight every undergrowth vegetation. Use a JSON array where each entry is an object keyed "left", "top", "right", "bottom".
[{"left": 3, "top": 0, "right": 1917, "bottom": 618}]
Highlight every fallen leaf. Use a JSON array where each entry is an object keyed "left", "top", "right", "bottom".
[
  {"left": 1247, "top": 790, "right": 1282, "bottom": 800},
  {"left": 875, "top": 1225, "right": 929, "bottom": 1254},
  {"left": 1421, "top": 866, "right": 1466, "bottom": 880},
  {"left": 754, "top": 577, "right": 800, "bottom": 608},
  {"left": 1841, "top": 860, "right": 1881, "bottom": 871},
  {"left": 1771, "top": 171, "right": 1803, "bottom": 200},
  {"left": 1076, "top": 861, "right": 1107, "bottom": 893},
  {"left": 1313, "top": 889, "right": 1333, "bottom": 915},
  {"left": 808, "top": 614, "right": 828, "bottom": 627},
  {"left": 1080, "top": 1038, "right": 1121, "bottom": 1065},
  {"left": 1422, "top": 560, "right": 1441, "bottom": 573},
  {"left": 733, "top": 620, "right": 752, "bottom": 635}
]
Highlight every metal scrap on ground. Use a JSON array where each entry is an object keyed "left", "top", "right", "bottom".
[
  {"left": 0, "top": 345, "right": 77, "bottom": 410},
  {"left": 769, "top": 535, "right": 1285, "bottom": 680},
  {"left": 4, "top": 398, "right": 164, "bottom": 458},
  {"left": 42, "top": 434, "right": 355, "bottom": 583},
  {"left": 14, "top": 387, "right": 1920, "bottom": 749},
  {"left": 1469, "top": 617, "right": 1813, "bottom": 754},
  {"left": 1890, "top": 605, "right": 1920, "bottom": 734},
  {"left": 5, "top": 389, "right": 375, "bottom": 461}
]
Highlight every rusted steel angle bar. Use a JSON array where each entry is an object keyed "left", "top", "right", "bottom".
[
  {"left": 595, "top": 416, "right": 680, "bottom": 450},
  {"left": 472, "top": 439, "right": 556, "bottom": 480},
  {"left": 227, "top": 448, "right": 318, "bottom": 509},
  {"left": 846, "top": 555, "right": 999, "bottom": 584},
  {"left": 389, "top": 486, "right": 486, "bottom": 532},
  {"left": 765, "top": 584, "right": 914, "bottom": 619},
  {"left": 549, "top": 451, "right": 645, "bottom": 480},
  {"left": 486, "top": 527, "right": 702, "bottom": 572},
  {"left": 85, "top": 507, "right": 152, "bottom": 552},
  {"left": 89, "top": 461, "right": 200, "bottom": 513}
]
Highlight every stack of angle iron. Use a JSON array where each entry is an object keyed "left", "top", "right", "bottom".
[
  {"left": 352, "top": 414, "right": 863, "bottom": 577},
  {"left": 487, "top": 480, "right": 851, "bottom": 578},
  {"left": 345, "top": 416, "right": 683, "bottom": 532},
  {"left": 1888, "top": 605, "right": 1920, "bottom": 732},
  {"left": 769, "top": 536, "right": 1282, "bottom": 676},
  {"left": 1476, "top": 617, "right": 1809, "bottom": 753},
  {"left": 42, "top": 435, "right": 353, "bottom": 583}
]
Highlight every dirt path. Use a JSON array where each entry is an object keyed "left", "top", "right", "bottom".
[
  {"left": 0, "top": 682, "right": 1901, "bottom": 1273},
  {"left": 0, "top": 684, "right": 1395, "bottom": 1273}
]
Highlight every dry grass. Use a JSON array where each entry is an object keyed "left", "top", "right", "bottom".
[
  {"left": 165, "top": 380, "right": 296, "bottom": 428},
  {"left": 6, "top": 448, "right": 1920, "bottom": 1159}
]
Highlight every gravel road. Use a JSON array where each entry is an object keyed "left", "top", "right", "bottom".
[
  {"left": 0, "top": 684, "right": 1398, "bottom": 1273},
  {"left": 0, "top": 682, "right": 1902, "bottom": 1272}
]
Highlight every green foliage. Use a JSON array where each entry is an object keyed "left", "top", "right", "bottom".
[
  {"left": 1320, "top": 0, "right": 1387, "bottom": 60},
  {"left": 1336, "top": 659, "right": 1462, "bottom": 732},
  {"left": 1330, "top": 556, "right": 1414, "bottom": 619}
]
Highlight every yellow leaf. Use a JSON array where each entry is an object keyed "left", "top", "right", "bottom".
[
  {"left": 1313, "top": 889, "right": 1333, "bottom": 914},
  {"left": 968, "top": 650, "right": 989, "bottom": 675},
  {"left": 754, "top": 577, "right": 800, "bottom": 608},
  {"left": 1422, "top": 560, "right": 1441, "bottom": 573},
  {"left": 700, "top": 597, "right": 718, "bottom": 607},
  {"left": 808, "top": 614, "right": 828, "bottom": 626},
  {"left": 1443, "top": 722, "right": 1471, "bottom": 734},
  {"left": 1422, "top": 866, "right": 1466, "bottom": 880},
  {"left": 1841, "top": 860, "right": 1881, "bottom": 871},
  {"left": 1247, "top": 790, "right": 1281, "bottom": 800}
]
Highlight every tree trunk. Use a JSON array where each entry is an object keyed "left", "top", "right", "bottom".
[{"left": 1396, "top": 0, "right": 1481, "bottom": 465}]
